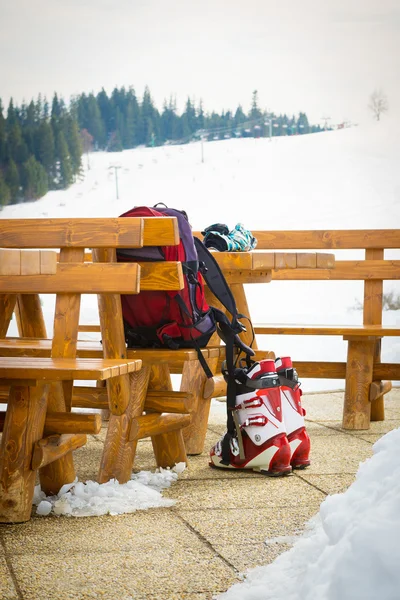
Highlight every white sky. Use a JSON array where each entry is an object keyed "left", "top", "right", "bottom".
[{"left": 1, "top": 0, "right": 399, "bottom": 125}]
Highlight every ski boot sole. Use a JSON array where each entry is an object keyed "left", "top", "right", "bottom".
[{"left": 209, "top": 461, "right": 292, "bottom": 477}]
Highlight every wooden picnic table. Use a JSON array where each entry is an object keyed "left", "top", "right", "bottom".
[{"left": 0, "top": 217, "right": 194, "bottom": 523}]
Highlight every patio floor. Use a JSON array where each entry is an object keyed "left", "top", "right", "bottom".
[{"left": 1, "top": 387, "right": 399, "bottom": 600}]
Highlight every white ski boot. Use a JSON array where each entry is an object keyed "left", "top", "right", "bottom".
[
  {"left": 210, "top": 359, "right": 292, "bottom": 476},
  {"left": 275, "top": 356, "right": 311, "bottom": 469}
]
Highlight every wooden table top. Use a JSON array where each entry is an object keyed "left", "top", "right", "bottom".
[{"left": 211, "top": 250, "right": 335, "bottom": 271}]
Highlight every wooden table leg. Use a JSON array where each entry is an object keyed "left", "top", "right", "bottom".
[
  {"left": 0, "top": 294, "right": 17, "bottom": 337},
  {"left": 147, "top": 364, "right": 187, "bottom": 468},
  {"left": 182, "top": 353, "right": 219, "bottom": 455},
  {"left": 342, "top": 336, "right": 375, "bottom": 429},
  {"left": 98, "top": 366, "right": 151, "bottom": 483},
  {"left": 39, "top": 248, "right": 84, "bottom": 495},
  {"left": 230, "top": 283, "right": 258, "bottom": 349},
  {"left": 0, "top": 383, "right": 48, "bottom": 523}
]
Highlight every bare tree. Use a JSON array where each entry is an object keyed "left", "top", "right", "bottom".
[{"left": 368, "top": 89, "right": 388, "bottom": 121}]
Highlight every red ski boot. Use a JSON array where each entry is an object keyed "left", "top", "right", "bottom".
[
  {"left": 275, "top": 357, "right": 311, "bottom": 469},
  {"left": 210, "top": 360, "right": 292, "bottom": 476}
]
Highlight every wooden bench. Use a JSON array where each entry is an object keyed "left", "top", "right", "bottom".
[
  {"left": 0, "top": 217, "right": 195, "bottom": 522},
  {"left": 195, "top": 230, "right": 400, "bottom": 430},
  {"left": 0, "top": 356, "right": 142, "bottom": 522}
]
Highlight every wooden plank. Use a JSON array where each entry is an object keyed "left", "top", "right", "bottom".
[
  {"left": 222, "top": 271, "right": 272, "bottom": 284},
  {"left": 293, "top": 361, "right": 347, "bottom": 378},
  {"left": 373, "top": 363, "right": 400, "bottom": 380},
  {"left": 296, "top": 253, "right": 317, "bottom": 269},
  {"left": 251, "top": 252, "right": 276, "bottom": 270},
  {"left": 143, "top": 217, "right": 180, "bottom": 246},
  {"left": 275, "top": 252, "right": 297, "bottom": 269},
  {"left": 0, "top": 249, "right": 21, "bottom": 275},
  {"left": 0, "top": 357, "right": 141, "bottom": 380},
  {"left": 254, "top": 324, "right": 400, "bottom": 336},
  {"left": 0, "top": 263, "right": 141, "bottom": 294},
  {"left": 0, "top": 218, "right": 144, "bottom": 248},
  {"left": 239, "top": 230, "right": 400, "bottom": 250},
  {"left": 0, "top": 338, "right": 205, "bottom": 364},
  {"left": 78, "top": 325, "right": 101, "bottom": 332},
  {"left": 20, "top": 250, "right": 40, "bottom": 275},
  {"left": 316, "top": 253, "right": 335, "bottom": 269},
  {"left": 139, "top": 262, "right": 184, "bottom": 290},
  {"left": 32, "top": 434, "right": 87, "bottom": 470},
  {"left": 40, "top": 250, "right": 57, "bottom": 274},
  {"left": 211, "top": 252, "right": 252, "bottom": 270},
  {"left": 271, "top": 260, "right": 400, "bottom": 280}
]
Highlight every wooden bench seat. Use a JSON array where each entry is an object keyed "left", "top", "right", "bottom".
[
  {"left": 255, "top": 324, "right": 400, "bottom": 336},
  {"left": 0, "top": 356, "right": 142, "bottom": 380}
]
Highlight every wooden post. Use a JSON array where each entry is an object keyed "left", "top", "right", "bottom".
[
  {"left": 0, "top": 294, "right": 17, "bottom": 337},
  {"left": 0, "top": 383, "right": 48, "bottom": 523},
  {"left": 230, "top": 283, "right": 258, "bottom": 349},
  {"left": 342, "top": 337, "right": 375, "bottom": 429},
  {"left": 15, "top": 294, "right": 47, "bottom": 338},
  {"left": 93, "top": 247, "right": 149, "bottom": 484},
  {"left": 147, "top": 364, "right": 188, "bottom": 468},
  {"left": 98, "top": 365, "right": 151, "bottom": 483},
  {"left": 364, "top": 248, "right": 385, "bottom": 421},
  {"left": 39, "top": 247, "right": 84, "bottom": 495},
  {"left": 182, "top": 353, "right": 219, "bottom": 455}
]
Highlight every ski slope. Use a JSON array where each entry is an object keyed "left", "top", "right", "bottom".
[{"left": 2, "top": 119, "right": 399, "bottom": 392}]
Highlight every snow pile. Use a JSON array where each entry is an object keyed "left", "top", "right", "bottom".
[
  {"left": 218, "top": 428, "right": 400, "bottom": 600},
  {"left": 33, "top": 463, "right": 185, "bottom": 518}
]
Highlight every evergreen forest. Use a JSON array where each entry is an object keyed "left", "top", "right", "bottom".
[{"left": 0, "top": 87, "right": 321, "bottom": 207}]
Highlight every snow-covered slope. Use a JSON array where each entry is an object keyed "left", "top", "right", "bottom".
[{"left": 2, "top": 119, "right": 399, "bottom": 391}]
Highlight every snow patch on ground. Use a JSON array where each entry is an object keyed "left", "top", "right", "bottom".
[{"left": 33, "top": 463, "right": 185, "bottom": 517}]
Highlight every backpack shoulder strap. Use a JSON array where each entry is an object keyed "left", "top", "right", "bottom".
[{"left": 193, "top": 237, "right": 238, "bottom": 321}]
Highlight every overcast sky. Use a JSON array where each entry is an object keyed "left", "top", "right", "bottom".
[{"left": 1, "top": 0, "right": 399, "bottom": 125}]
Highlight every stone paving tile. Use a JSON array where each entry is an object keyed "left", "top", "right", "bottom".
[
  {"left": 178, "top": 506, "right": 319, "bottom": 546},
  {"left": 165, "top": 476, "right": 325, "bottom": 511},
  {"left": 215, "top": 541, "right": 293, "bottom": 573},
  {"left": 179, "top": 455, "right": 261, "bottom": 481},
  {"left": 303, "top": 434, "right": 374, "bottom": 474},
  {"left": 301, "top": 392, "right": 344, "bottom": 421},
  {"left": 10, "top": 545, "right": 239, "bottom": 600},
  {"left": 0, "top": 509, "right": 199, "bottom": 556},
  {"left": 296, "top": 473, "right": 356, "bottom": 496},
  {"left": 0, "top": 557, "right": 18, "bottom": 600}
]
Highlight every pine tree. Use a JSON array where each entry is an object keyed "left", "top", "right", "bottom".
[
  {"left": 0, "top": 170, "right": 11, "bottom": 207},
  {"left": 35, "top": 121, "right": 55, "bottom": 185},
  {"left": 0, "top": 100, "right": 6, "bottom": 162},
  {"left": 21, "top": 156, "right": 48, "bottom": 200},
  {"left": 5, "top": 159, "right": 20, "bottom": 201},
  {"left": 65, "top": 115, "right": 82, "bottom": 175},
  {"left": 86, "top": 94, "right": 106, "bottom": 147},
  {"left": 249, "top": 91, "right": 262, "bottom": 121},
  {"left": 55, "top": 130, "right": 73, "bottom": 187}
]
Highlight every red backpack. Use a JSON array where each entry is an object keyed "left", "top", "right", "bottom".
[{"left": 117, "top": 204, "right": 254, "bottom": 377}]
